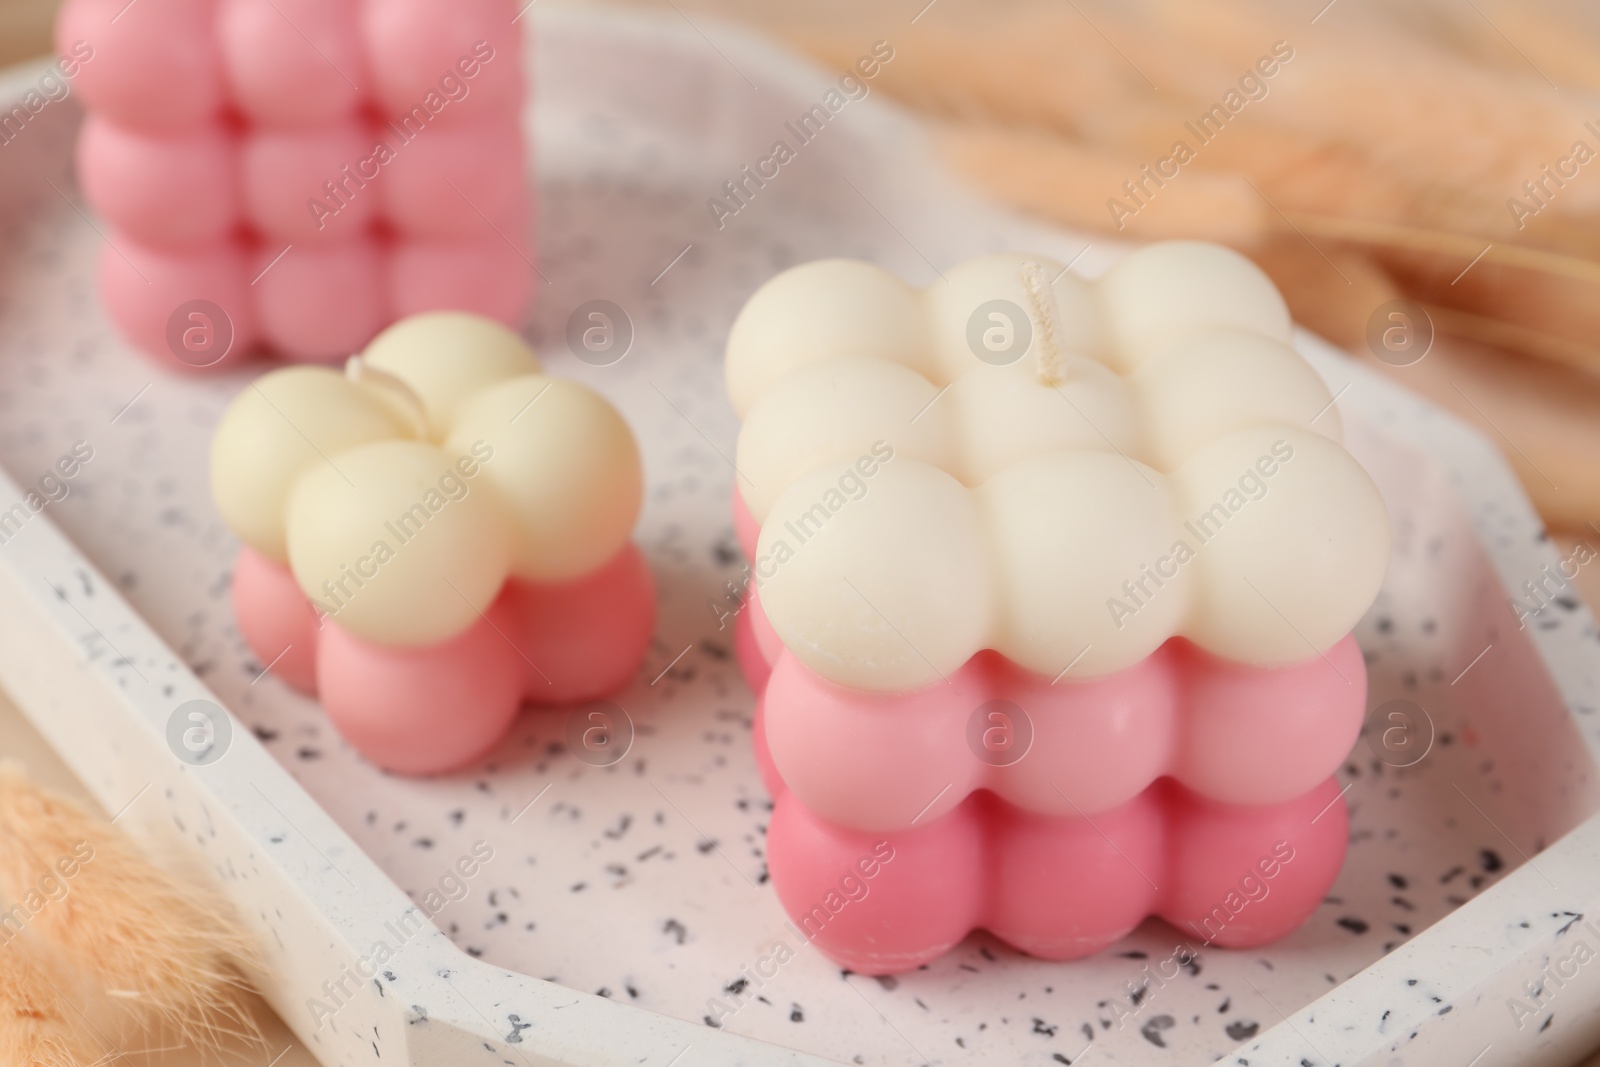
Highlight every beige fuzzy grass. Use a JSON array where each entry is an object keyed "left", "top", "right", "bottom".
[
  {"left": 779, "top": 0, "right": 1600, "bottom": 333},
  {"left": 0, "top": 766, "right": 261, "bottom": 1063},
  {"left": 937, "top": 122, "right": 1268, "bottom": 243},
  {"left": 0, "top": 933, "right": 105, "bottom": 1067}
]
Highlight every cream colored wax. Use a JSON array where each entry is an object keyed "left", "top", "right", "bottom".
[
  {"left": 211, "top": 312, "right": 643, "bottom": 646},
  {"left": 727, "top": 242, "right": 1390, "bottom": 692}
]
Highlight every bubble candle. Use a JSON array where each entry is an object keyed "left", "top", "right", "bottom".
[
  {"left": 724, "top": 241, "right": 1390, "bottom": 972},
  {"left": 212, "top": 312, "right": 654, "bottom": 774},
  {"left": 58, "top": 0, "right": 532, "bottom": 368}
]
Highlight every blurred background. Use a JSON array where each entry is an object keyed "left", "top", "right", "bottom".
[
  {"left": 626, "top": 0, "right": 1600, "bottom": 544},
  {"left": 0, "top": 0, "right": 53, "bottom": 68}
]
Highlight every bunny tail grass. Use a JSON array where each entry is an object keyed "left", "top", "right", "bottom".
[
  {"left": 0, "top": 933, "right": 105, "bottom": 1067},
  {"left": 0, "top": 766, "right": 263, "bottom": 1056}
]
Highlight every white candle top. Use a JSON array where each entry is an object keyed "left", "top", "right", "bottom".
[
  {"left": 210, "top": 312, "right": 642, "bottom": 647},
  {"left": 727, "top": 242, "right": 1390, "bottom": 692}
]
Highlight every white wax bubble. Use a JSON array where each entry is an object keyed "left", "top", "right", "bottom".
[
  {"left": 361, "top": 311, "right": 541, "bottom": 439},
  {"left": 1175, "top": 427, "right": 1390, "bottom": 665},
  {"left": 726, "top": 259, "right": 929, "bottom": 418},
  {"left": 210, "top": 366, "right": 412, "bottom": 563},
  {"left": 1096, "top": 241, "right": 1291, "bottom": 373},
  {"left": 1134, "top": 329, "right": 1339, "bottom": 470},
  {"left": 923, "top": 252, "right": 1104, "bottom": 383},
  {"left": 728, "top": 241, "right": 1389, "bottom": 685},
  {"left": 286, "top": 439, "right": 512, "bottom": 647},
  {"left": 756, "top": 459, "right": 991, "bottom": 692},
  {"left": 446, "top": 375, "right": 643, "bottom": 582},
  {"left": 981, "top": 452, "right": 1188, "bottom": 678},
  {"left": 736, "top": 357, "right": 957, "bottom": 521},
  {"left": 945, "top": 358, "right": 1139, "bottom": 485}
]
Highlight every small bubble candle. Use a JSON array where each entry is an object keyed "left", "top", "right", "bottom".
[
  {"left": 58, "top": 0, "right": 533, "bottom": 368},
  {"left": 722, "top": 241, "right": 1390, "bottom": 972},
  {"left": 211, "top": 313, "right": 654, "bottom": 774}
]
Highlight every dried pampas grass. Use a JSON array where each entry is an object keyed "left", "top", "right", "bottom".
[
  {"left": 938, "top": 122, "right": 1268, "bottom": 244},
  {"left": 0, "top": 765, "right": 261, "bottom": 1065}
]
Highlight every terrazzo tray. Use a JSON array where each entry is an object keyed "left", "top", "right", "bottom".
[{"left": 3, "top": 6, "right": 1600, "bottom": 1066}]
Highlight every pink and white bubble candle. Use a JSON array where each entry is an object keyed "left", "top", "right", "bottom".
[
  {"left": 724, "top": 241, "right": 1391, "bottom": 973},
  {"left": 211, "top": 313, "right": 654, "bottom": 775},
  {"left": 57, "top": 0, "right": 532, "bottom": 368}
]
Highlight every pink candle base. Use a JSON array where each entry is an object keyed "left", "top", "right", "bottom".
[
  {"left": 233, "top": 545, "right": 655, "bottom": 774},
  {"left": 739, "top": 595, "right": 1365, "bottom": 830},
  {"left": 767, "top": 776, "right": 1348, "bottom": 975}
]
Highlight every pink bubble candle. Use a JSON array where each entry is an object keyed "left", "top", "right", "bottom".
[
  {"left": 211, "top": 313, "right": 654, "bottom": 774},
  {"left": 57, "top": 0, "right": 532, "bottom": 368},
  {"left": 723, "top": 242, "right": 1391, "bottom": 972}
]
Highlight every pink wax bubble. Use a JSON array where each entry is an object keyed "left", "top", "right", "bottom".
[
  {"left": 1162, "top": 783, "right": 1348, "bottom": 947},
  {"left": 363, "top": 0, "right": 523, "bottom": 126},
  {"left": 740, "top": 584, "right": 783, "bottom": 668},
  {"left": 243, "top": 122, "right": 381, "bottom": 242},
  {"left": 231, "top": 546, "right": 656, "bottom": 775},
  {"left": 78, "top": 116, "right": 239, "bottom": 247},
  {"left": 97, "top": 236, "right": 259, "bottom": 371},
  {"left": 390, "top": 232, "right": 534, "bottom": 328},
  {"left": 380, "top": 118, "right": 526, "bottom": 239},
  {"left": 751, "top": 609, "right": 1365, "bottom": 830},
  {"left": 56, "top": 0, "right": 225, "bottom": 131},
  {"left": 63, "top": 0, "right": 532, "bottom": 366},
  {"left": 733, "top": 489, "right": 761, "bottom": 560},
  {"left": 218, "top": 0, "right": 366, "bottom": 127},
  {"left": 254, "top": 238, "right": 387, "bottom": 362},
  {"left": 498, "top": 546, "right": 657, "bottom": 703},
  {"left": 767, "top": 777, "right": 1349, "bottom": 974},
  {"left": 733, "top": 597, "right": 774, "bottom": 696},
  {"left": 231, "top": 548, "right": 318, "bottom": 692},
  {"left": 748, "top": 674, "right": 783, "bottom": 797},
  {"left": 319, "top": 604, "right": 525, "bottom": 776}
]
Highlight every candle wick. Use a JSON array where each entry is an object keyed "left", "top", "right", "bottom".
[
  {"left": 346, "top": 355, "right": 430, "bottom": 439},
  {"left": 1021, "top": 261, "right": 1065, "bottom": 387}
]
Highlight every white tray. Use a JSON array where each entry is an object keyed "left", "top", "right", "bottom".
[{"left": 3, "top": 7, "right": 1600, "bottom": 1066}]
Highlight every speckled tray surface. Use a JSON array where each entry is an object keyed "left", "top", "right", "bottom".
[{"left": 4, "top": 7, "right": 1600, "bottom": 1066}]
